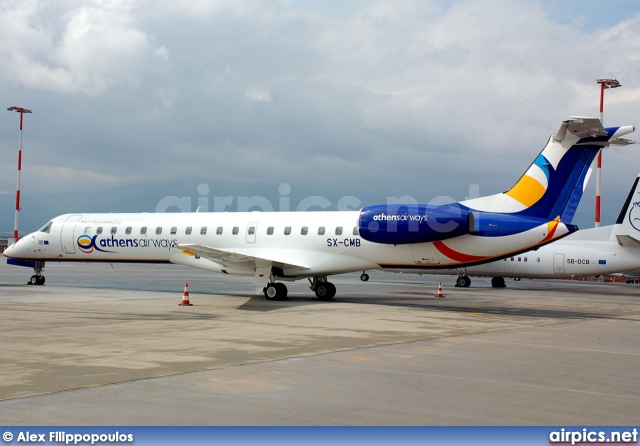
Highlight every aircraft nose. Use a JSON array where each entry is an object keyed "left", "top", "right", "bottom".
[
  {"left": 3, "top": 242, "right": 16, "bottom": 258},
  {"left": 3, "top": 237, "right": 28, "bottom": 258}
]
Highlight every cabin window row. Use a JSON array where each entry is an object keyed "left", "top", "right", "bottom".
[
  {"left": 85, "top": 226, "right": 360, "bottom": 236},
  {"left": 268, "top": 226, "right": 358, "bottom": 236},
  {"left": 90, "top": 226, "right": 226, "bottom": 236},
  {"left": 503, "top": 256, "right": 541, "bottom": 262}
]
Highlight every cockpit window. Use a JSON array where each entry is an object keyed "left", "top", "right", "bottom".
[{"left": 38, "top": 222, "right": 53, "bottom": 233}]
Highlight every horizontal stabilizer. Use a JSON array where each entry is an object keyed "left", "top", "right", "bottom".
[
  {"left": 553, "top": 117, "right": 607, "bottom": 145},
  {"left": 610, "top": 138, "right": 637, "bottom": 146},
  {"left": 616, "top": 234, "right": 640, "bottom": 247}
]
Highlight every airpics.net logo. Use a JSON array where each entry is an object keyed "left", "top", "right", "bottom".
[
  {"left": 549, "top": 428, "right": 638, "bottom": 445},
  {"left": 154, "top": 182, "right": 482, "bottom": 213}
]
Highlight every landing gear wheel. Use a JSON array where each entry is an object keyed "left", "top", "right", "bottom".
[
  {"left": 360, "top": 273, "right": 369, "bottom": 282},
  {"left": 29, "top": 275, "right": 45, "bottom": 285},
  {"left": 264, "top": 283, "right": 288, "bottom": 300},
  {"left": 28, "top": 261, "right": 47, "bottom": 285},
  {"left": 491, "top": 277, "right": 506, "bottom": 288},
  {"left": 264, "top": 284, "right": 277, "bottom": 300},
  {"left": 275, "top": 282, "right": 288, "bottom": 300},
  {"left": 315, "top": 282, "right": 336, "bottom": 300},
  {"left": 456, "top": 275, "right": 471, "bottom": 288}
]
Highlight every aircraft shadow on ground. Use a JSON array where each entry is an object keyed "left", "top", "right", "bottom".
[
  {"left": 234, "top": 294, "right": 333, "bottom": 312},
  {"left": 329, "top": 295, "right": 615, "bottom": 320},
  {"left": 229, "top": 292, "right": 608, "bottom": 319}
]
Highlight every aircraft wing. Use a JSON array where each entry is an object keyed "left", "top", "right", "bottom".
[{"left": 175, "top": 243, "right": 312, "bottom": 272}]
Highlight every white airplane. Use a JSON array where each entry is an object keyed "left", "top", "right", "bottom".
[
  {"left": 4, "top": 117, "right": 635, "bottom": 300},
  {"left": 393, "top": 174, "right": 640, "bottom": 288}
]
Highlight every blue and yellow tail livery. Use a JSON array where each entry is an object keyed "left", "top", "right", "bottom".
[
  {"left": 486, "top": 117, "right": 636, "bottom": 222},
  {"left": 359, "top": 117, "right": 635, "bottom": 252}
]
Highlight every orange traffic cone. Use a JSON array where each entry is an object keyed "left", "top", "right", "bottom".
[
  {"left": 436, "top": 282, "right": 445, "bottom": 298},
  {"left": 179, "top": 282, "right": 193, "bottom": 306}
]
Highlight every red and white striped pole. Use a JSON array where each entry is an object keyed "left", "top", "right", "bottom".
[
  {"left": 594, "top": 79, "right": 620, "bottom": 228},
  {"left": 7, "top": 106, "right": 32, "bottom": 242}
]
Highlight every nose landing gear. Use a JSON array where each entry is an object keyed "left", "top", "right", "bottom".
[
  {"left": 309, "top": 276, "right": 336, "bottom": 300},
  {"left": 28, "top": 261, "right": 46, "bottom": 285}
]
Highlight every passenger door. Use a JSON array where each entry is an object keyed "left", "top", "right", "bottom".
[{"left": 60, "top": 215, "right": 83, "bottom": 254}]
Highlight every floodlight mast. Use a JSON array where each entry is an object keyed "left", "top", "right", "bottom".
[
  {"left": 594, "top": 79, "right": 621, "bottom": 228},
  {"left": 7, "top": 106, "right": 33, "bottom": 242}
]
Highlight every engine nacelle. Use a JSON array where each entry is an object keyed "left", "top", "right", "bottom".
[{"left": 358, "top": 204, "right": 472, "bottom": 245}]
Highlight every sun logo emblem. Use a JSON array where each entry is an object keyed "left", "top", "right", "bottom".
[
  {"left": 628, "top": 202, "right": 640, "bottom": 232},
  {"left": 77, "top": 235, "right": 95, "bottom": 253}
]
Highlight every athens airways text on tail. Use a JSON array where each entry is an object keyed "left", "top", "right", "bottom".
[{"left": 4, "top": 116, "right": 635, "bottom": 300}]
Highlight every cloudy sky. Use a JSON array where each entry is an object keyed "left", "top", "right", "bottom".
[{"left": 1, "top": 0, "right": 639, "bottom": 228}]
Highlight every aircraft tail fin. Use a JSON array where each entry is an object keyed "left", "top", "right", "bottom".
[
  {"left": 461, "top": 117, "right": 635, "bottom": 223},
  {"left": 614, "top": 174, "right": 640, "bottom": 246}
]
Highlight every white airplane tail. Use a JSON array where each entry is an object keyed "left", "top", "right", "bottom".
[{"left": 614, "top": 174, "right": 640, "bottom": 246}]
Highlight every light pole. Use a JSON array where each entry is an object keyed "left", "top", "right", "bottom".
[
  {"left": 594, "top": 79, "right": 621, "bottom": 228},
  {"left": 7, "top": 106, "right": 32, "bottom": 242}
]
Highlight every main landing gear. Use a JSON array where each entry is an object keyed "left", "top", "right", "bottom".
[
  {"left": 309, "top": 276, "right": 336, "bottom": 300},
  {"left": 262, "top": 276, "right": 337, "bottom": 301},
  {"left": 455, "top": 275, "right": 471, "bottom": 288},
  {"left": 28, "top": 261, "right": 46, "bottom": 286},
  {"left": 360, "top": 271, "right": 369, "bottom": 282},
  {"left": 454, "top": 268, "right": 471, "bottom": 288},
  {"left": 491, "top": 277, "right": 506, "bottom": 288},
  {"left": 454, "top": 275, "right": 507, "bottom": 288},
  {"left": 263, "top": 282, "right": 289, "bottom": 300}
]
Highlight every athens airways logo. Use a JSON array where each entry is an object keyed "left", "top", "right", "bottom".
[
  {"left": 77, "top": 235, "right": 112, "bottom": 253},
  {"left": 77, "top": 234, "right": 178, "bottom": 254}
]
